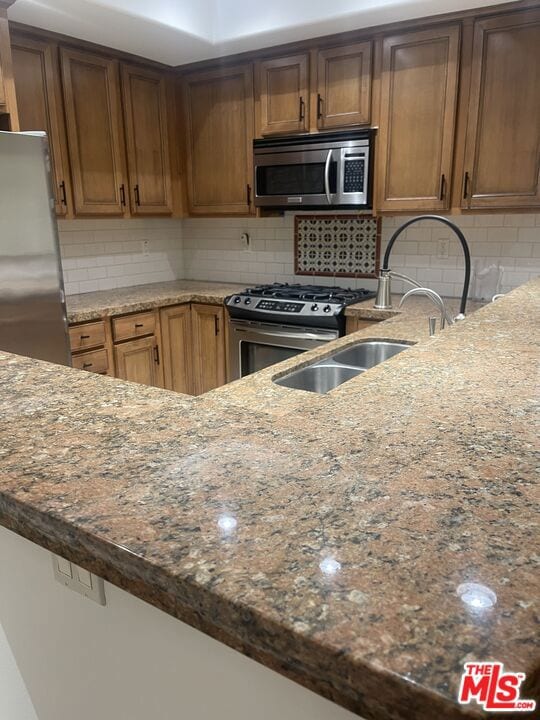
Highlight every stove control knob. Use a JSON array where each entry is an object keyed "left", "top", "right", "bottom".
[
  {"left": 233, "top": 296, "right": 241, "bottom": 304},
  {"left": 244, "top": 298, "right": 251, "bottom": 305},
  {"left": 311, "top": 303, "right": 319, "bottom": 311},
  {"left": 323, "top": 304, "right": 331, "bottom": 313}
]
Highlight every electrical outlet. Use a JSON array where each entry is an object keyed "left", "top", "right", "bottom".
[
  {"left": 437, "top": 238, "right": 449, "bottom": 259},
  {"left": 141, "top": 239, "right": 150, "bottom": 257},
  {"left": 52, "top": 554, "right": 106, "bottom": 606},
  {"left": 240, "top": 232, "right": 251, "bottom": 252}
]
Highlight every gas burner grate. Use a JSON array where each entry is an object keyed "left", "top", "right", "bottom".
[{"left": 241, "top": 283, "right": 375, "bottom": 306}]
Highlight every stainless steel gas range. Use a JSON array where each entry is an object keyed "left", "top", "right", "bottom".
[{"left": 225, "top": 283, "right": 376, "bottom": 381}]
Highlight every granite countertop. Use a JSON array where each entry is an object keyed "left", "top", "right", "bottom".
[
  {"left": 65, "top": 280, "right": 417, "bottom": 324},
  {"left": 66, "top": 280, "right": 247, "bottom": 322},
  {"left": 0, "top": 280, "right": 538, "bottom": 720}
]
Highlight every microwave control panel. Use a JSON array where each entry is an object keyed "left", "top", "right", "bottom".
[{"left": 343, "top": 156, "right": 365, "bottom": 194}]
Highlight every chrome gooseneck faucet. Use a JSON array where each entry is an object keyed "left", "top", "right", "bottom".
[{"left": 374, "top": 215, "right": 472, "bottom": 319}]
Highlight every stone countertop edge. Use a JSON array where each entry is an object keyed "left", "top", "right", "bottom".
[{"left": 0, "top": 279, "right": 537, "bottom": 720}]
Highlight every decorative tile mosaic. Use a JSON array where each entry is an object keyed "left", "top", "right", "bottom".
[{"left": 294, "top": 215, "right": 380, "bottom": 278}]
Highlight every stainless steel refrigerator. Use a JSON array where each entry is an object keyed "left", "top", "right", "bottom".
[{"left": 0, "top": 131, "right": 71, "bottom": 365}]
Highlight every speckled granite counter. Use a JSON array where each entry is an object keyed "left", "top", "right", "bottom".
[
  {"left": 0, "top": 280, "right": 538, "bottom": 720},
  {"left": 66, "top": 280, "right": 246, "bottom": 322}
]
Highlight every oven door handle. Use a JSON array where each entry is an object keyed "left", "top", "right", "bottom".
[
  {"left": 324, "top": 149, "right": 333, "bottom": 204},
  {"left": 231, "top": 325, "right": 334, "bottom": 343}
]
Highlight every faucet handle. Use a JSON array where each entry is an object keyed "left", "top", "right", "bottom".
[{"left": 428, "top": 317, "right": 437, "bottom": 336}]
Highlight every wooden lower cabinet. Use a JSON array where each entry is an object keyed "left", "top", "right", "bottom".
[
  {"left": 71, "top": 304, "right": 227, "bottom": 395},
  {"left": 114, "top": 335, "right": 163, "bottom": 388},
  {"left": 160, "top": 304, "right": 193, "bottom": 394},
  {"left": 190, "top": 304, "right": 226, "bottom": 395},
  {"left": 69, "top": 319, "right": 113, "bottom": 376}
]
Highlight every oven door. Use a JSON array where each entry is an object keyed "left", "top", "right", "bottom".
[
  {"left": 254, "top": 148, "right": 338, "bottom": 207},
  {"left": 228, "top": 319, "right": 338, "bottom": 381}
]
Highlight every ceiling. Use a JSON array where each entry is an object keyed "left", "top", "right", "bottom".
[{"left": 8, "top": 0, "right": 513, "bottom": 66}]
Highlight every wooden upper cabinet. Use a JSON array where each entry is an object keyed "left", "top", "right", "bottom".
[
  {"left": 60, "top": 48, "right": 127, "bottom": 216},
  {"left": 190, "top": 304, "right": 226, "bottom": 395},
  {"left": 121, "top": 64, "right": 172, "bottom": 215},
  {"left": 258, "top": 54, "right": 308, "bottom": 135},
  {"left": 316, "top": 42, "right": 372, "bottom": 129},
  {"left": 183, "top": 64, "right": 254, "bottom": 215},
  {"left": 377, "top": 24, "right": 460, "bottom": 212},
  {"left": 11, "top": 36, "right": 72, "bottom": 215},
  {"left": 462, "top": 9, "right": 540, "bottom": 209}
]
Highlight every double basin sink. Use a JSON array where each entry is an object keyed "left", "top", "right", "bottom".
[{"left": 274, "top": 340, "right": 412, "bottom": 394}]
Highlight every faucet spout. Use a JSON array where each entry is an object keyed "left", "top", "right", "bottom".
[
  {"left": 398, "top": 287, "right": 453, "bottom": 332},
  {"left": 377, "top": 215, "right": 472, "bottom": 316}
]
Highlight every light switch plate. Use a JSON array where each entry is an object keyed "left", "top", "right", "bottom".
[{"left": 52, "top": 554, "right": 106, "bottom": 606}]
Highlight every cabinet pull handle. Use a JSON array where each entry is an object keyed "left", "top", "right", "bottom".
[
  {"left": 82, "top": 362, "right": 93, "bottom": 369},
  {"left": 60, "top": 180, "right": 67, "bottom": 206},
  {"left": 317, "top": 93, "right": 323, "bottom": 119},
  {"left": 439, "top": 173, "right": 446, "bottom": 201},
  {"left": 299, "top": 96, "right": 305, "bottom": 122},
  {"left": 80, "top": 334, "right": 90, "bottom": 340},
  {"left": 246, "top": 184, "right": 251, "bottom": 206},
  {"left": 134, "top": 323, "right": 144, "bottom": 328},
  {"left": 120, "top": 184, "right": 126, "bottom": 206},
  {"left": 463, "top": 171, "right": 470, "bottom": 200},
  {"left": 214, "top": 315, "right": 219, "bottom": 336},
  {"left": 153, "top": 345, "right": 160, "bottom": 365},
  {"left": 134, "top": 185, "right": 141, "bottom": 206}
]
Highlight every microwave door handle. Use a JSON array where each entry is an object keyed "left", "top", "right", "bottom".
[{"left": 324, "top": 149, "right": 333, "bottom": 204}]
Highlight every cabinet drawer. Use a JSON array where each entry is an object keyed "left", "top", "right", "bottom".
[
  {"left": 72, "top": 349, "right": 109, "bottom": 374},
  {"left": 69, "top": 321, "right": 106, "bottom": 351},
  {"left": 112, "top": 312, "right": 156, "bottom": 342}
]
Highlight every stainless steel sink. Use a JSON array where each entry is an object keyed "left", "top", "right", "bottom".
[
  {"left": 330, "top": 341, "right": 411, "bottom": 370},
  {"left": 274, "top": 340, "right": 412, "bottom": 394},
  {"left": 275, "top": 363, "right": 363, "bottom": 393}
]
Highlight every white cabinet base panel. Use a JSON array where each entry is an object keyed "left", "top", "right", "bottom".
[{"left": 0, "top": 526, "right": 360, "bottom": 720}]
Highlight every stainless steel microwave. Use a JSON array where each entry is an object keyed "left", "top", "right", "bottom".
[{"left": 253, "top": 129, "right": 374, "bottom": 210}]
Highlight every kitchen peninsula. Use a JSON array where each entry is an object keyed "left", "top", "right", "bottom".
[{"left": 0, "top": 279, "right": 538, "bottom": 720}]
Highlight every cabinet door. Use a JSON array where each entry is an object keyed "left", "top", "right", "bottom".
[
  {"left": 190, "top": 304, "right": 226, "bottom": 395},
  {"left": 160, "top": 305, "right": 193, "bottom": 394},
  {"left": 114, "top": 336, "right": 162, "bottom": 388},
  {"left": 11, "top": 36, "right": 71, "bottom": 215},
  {"left": 121, "top": 64, "right": 172, "bottom": 215},
  {"left": 316, "top": 42, "right": 371, "bottom": 129},
  {"left": 184, "top": 64, "right": 254, "bottom": 215},
  {"left": 462, "top": 9, "right": 540, "bottom": 209},
  {"left": 377, "top": 25, "right": 460, "bottom": 212},
  {"left": 60, "top": 48, "right": 127, "bottom": 216},
  {"left": 258, "top": 54, "right": 308, "bottom": 135}
]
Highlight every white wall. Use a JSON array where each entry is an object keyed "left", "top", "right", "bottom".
[
  {"left": 0, "top": 526, "right": 359, "bottom": 720},
  {"left": 0, "top": 624, "right": 38, "bottom": 720},
  {"left": 58, "top": 214, "right": 540, "bottom": 299},
  {"left": 58, "top": 218, "right": 183, "bottom": 295}
]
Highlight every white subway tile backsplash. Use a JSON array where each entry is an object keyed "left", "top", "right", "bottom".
[
  {"left": 58, "top": 218, "right": 184, "bottom": 294},
  {"left": 181, "top": 213, "right": 539, "bottom": 299},
  {"left": 58, "top": 214, "right": 538, "bottom": 299}
]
